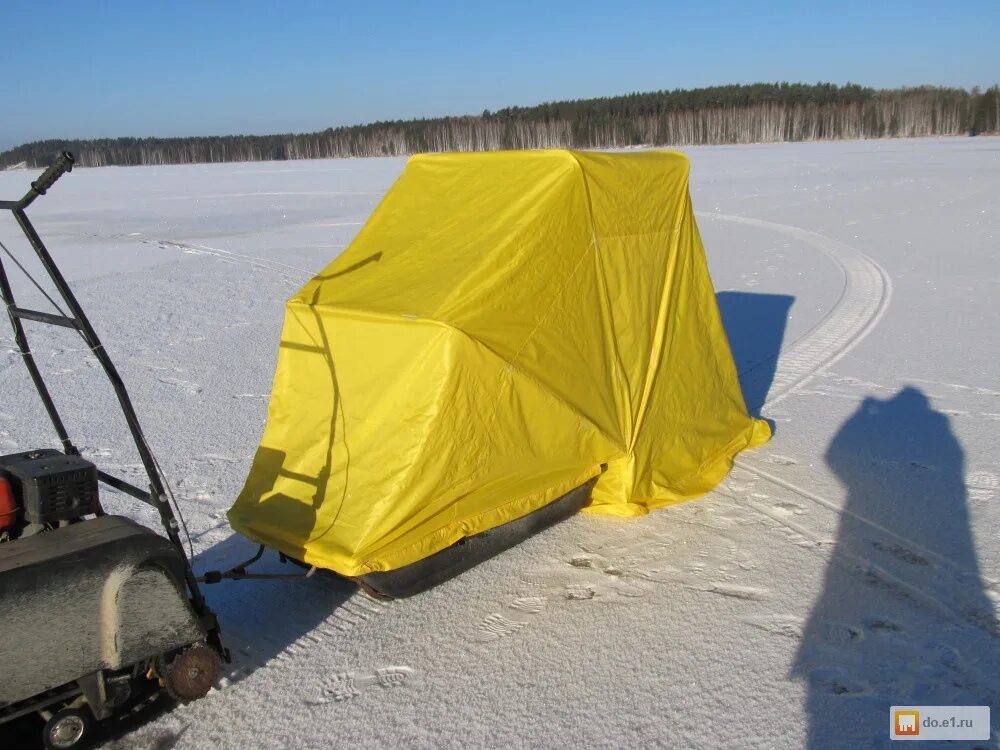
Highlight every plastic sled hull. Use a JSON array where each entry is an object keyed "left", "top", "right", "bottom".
[{"left": 356, "top": 479, "right": 595, "bottom": 598}]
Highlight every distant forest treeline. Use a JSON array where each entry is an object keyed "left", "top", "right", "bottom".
[{"left": 3, "top": 82, "right": 999, "bottom": 169}]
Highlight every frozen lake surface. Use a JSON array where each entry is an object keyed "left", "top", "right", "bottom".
[{"left": 0, "top": 136, "right": 997, "bottom": 749}]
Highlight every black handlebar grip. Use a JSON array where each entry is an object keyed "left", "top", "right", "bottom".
[{"left": 31, "top": 151, "right": 75, "bottom": 195}]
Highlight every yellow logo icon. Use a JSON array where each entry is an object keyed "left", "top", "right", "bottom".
[{"left": 895, "top": 710, "right": 920, "bottom": 736}]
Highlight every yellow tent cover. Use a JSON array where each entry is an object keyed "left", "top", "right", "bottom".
[{"left": 228, "top": 149, "right": 770, "bottom": 577}]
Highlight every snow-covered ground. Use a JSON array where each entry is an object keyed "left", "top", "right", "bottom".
[{"left": 1, "top": 137, "right": 997, "bottom": 749}]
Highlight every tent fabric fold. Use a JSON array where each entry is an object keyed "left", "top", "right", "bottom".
[{"left": 228, "top": 149, "right": 770, "bottom": 576}]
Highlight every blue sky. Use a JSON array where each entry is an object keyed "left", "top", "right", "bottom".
[{"left": 0, "top": 0, "right": 996, "bottom": 150}]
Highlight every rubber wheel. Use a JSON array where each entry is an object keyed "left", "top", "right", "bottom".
[{"left": 42, "top": 707, "right": 93, "bottom": 750}]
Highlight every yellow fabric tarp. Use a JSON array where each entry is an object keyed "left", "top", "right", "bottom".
[{"left": 228, "top": 149, "right": 770, "bottom": 576}]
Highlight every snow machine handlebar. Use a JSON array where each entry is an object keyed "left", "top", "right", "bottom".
[
  {"left": 0, "top": 151, "right": 75, "bottom": 211},
  {"left": 30, "top": 151, "right": 75, "bottom": 197}
]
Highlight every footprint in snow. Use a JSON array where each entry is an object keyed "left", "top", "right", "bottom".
[
  {"left": 509, "top": 596, "right": 547, "bottom": 614},
  {"left": 966, "top": 471, "right": 997, "bottom": 502},
  {"left": 807, "top": 667, "right": 873, "bottom": 697},
  {"left": 867, "top": 619, "right": 904, "bottom": 634},
  {"left": 313, "top": 666, "right": 413, "bottom": 703},
  {"left": 871, "top": 540, "right": 930, "bottom": 566},
  {"left": 474, "top": 613, "right": 529, "bottom": 642},
  {"left": 80, "top": 445, "right": 113, "bottom": 458},
  {"left": 743, "top": 614, "right": 805, "bottom": 640},
  {"left": 157, "top": 376, "right": 202, "bottom": 395},
  {"left": 693, "top": 583, "right": 771, "bottom": 601},
  {"left": 561, "top": 554, "right": 649, "bottom": 598},
  {"left": 193, "top": 453, "right": 237, "bottom": 465},
  {"left": 771, "top": 500, "right": 807, "bottom": 517},
  {"left": 819, "top": 621, "right": 865, "bottom": 645},
  {"left": 472, "top": 595, "right": 551, "bottom": 642},
  {"left": 475, "top": 519, "right": 762, "bottom": 645},
  {"left": 563, "top": 585, "right": 597, "bottom": 601}
]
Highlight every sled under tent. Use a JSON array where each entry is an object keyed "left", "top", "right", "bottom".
[{"left": 228, "top": 149, "right": 770, "bottom": 591}]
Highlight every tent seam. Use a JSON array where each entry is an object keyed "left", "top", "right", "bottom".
[
  {"left": 565, "top": 151, "right": 634, "bottom": 445},
  {"left": 626, "top": 168, "right": 693, "bottom": 453}
]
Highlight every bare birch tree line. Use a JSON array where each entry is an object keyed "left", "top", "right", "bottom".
[{"left": 3, "top": 84, "right": 997, "bottom": 169}]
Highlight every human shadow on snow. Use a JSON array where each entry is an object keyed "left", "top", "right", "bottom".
[{"left": 794, "top": 387, "right": 998, "bottom": 749}]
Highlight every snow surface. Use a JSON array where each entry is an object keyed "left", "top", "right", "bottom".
[{"left": 0, "top": 137, "right": 997, "bottom": 749}]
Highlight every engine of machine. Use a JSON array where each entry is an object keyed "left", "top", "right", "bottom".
[{"left": 0, "top": 449, "right": 100, "bottom": 541}]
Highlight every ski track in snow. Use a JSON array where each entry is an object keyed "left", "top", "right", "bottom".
[
  {"left": 718, "top": 477, "right": 999, "bottom": 636},
  {"left": 697, "top": 211, "right": 894, "bottom": 407},
  {"left": 141, "top": 238, "right": 314, "bottom": 283},
  {"left": 701, "top": 213, "right": 998, "bottom": 633}
]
